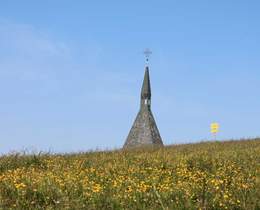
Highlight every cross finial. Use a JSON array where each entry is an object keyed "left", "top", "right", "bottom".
[{"left": 144, "top": 48, "right": 152, "bottom": 64}]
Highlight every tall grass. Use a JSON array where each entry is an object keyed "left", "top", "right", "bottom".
[{"left": 0, "top": 139, "right": 259, "bottom": 209}]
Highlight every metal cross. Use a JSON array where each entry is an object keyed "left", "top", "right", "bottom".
[{"left": 144, "top": 48, "right": 152, "bottom": 63}]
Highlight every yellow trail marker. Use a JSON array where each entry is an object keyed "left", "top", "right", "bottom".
[{"left": 210, "top": 123, "right": 219, "bottom": 140}]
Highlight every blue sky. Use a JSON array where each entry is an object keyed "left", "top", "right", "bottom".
[{"left": 0, "top": 1, "right": 260, "bottom": 154}]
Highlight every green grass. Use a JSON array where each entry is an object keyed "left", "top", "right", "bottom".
[{"left": 0, "top": 139, "right": 259, "bottom": 210}]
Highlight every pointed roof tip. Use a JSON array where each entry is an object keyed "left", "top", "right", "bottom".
[{"left": 141, "top": 65, "right": 151, "bottom": 99}]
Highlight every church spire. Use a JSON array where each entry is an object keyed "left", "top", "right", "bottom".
[{"left": 123, "top": 50, "right": 164, "bottom": 149}]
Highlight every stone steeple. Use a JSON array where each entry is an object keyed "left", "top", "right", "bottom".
[{"left": 123, "top": 65, "right": 164, "bottom": 148}]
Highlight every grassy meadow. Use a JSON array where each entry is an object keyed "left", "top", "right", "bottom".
[{"left": 0, "top": 139, "right": 259, "bottom": 210}]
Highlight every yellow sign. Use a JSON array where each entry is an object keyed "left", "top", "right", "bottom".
[{"left": 210, "top": 123, "right": 219, "bottom": 133}]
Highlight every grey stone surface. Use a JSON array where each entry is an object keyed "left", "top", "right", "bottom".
[{"left": 123, "top": 66, "right": 164, "bottom": 148}]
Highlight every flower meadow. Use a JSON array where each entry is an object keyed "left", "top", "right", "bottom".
[{"left": 0, "top": 139, "right": 259, "bottom": 210}]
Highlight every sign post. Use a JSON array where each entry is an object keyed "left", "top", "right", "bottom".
[{"left": 210, "top": 123, "right": 219, "bottom": 140}]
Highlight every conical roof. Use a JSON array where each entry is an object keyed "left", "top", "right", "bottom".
[{"left": 123, "top": 107, "right": 163, "bottom": 148}]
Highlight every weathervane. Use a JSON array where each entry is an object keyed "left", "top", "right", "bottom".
[{"left": 144, "top": 48, "right": 152, "bottom": 65}]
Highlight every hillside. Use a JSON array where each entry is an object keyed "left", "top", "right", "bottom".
[{"left": 0, "top": 139, "right": 259, "bottom": 209}]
